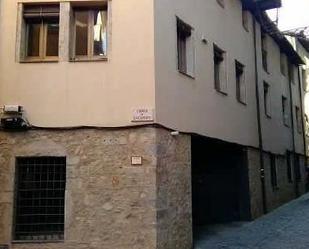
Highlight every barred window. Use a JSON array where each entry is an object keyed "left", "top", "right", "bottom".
[{"left": 14, "top": 157, "right": 66, "bottom": 241}]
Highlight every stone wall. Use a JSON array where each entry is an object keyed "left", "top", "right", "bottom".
[
  {"left": 155, "top": 129, "right": 192, "bottom": 249},
  {"left": 0, "top": 128, "right": 159, "bottom": 249},
  {"left": 247, "top": 148, "right": 307, "bottom": 218},
  {"left": 247, "top": 148, "right": 264, "bottom": 219},
  {"left": 0, "top": 127, "right": 193, "bottom": 249}
]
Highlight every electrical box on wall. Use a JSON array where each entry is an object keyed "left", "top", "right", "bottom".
[
  {"left": 1, "top": 105, "right": 29, "bottom": 131},
  {"left": 3, "top": 105, "right": 23, "bottom": 114}
]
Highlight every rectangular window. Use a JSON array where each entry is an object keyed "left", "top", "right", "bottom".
[
  {"left": 282, "top": 96, "right": 289, "bottom": 126},
  {"left": 264, "top": 82, "right": 271, "bottom": 118},
  {"left": 294, "top": 154, "right": 301, "bottom": 182},
  {"left": 302, "top": 69, "right": 307, "bottom": 91},
  {"left": 270, "top": 154, "right": 278, "bottom": 190},
  {"left": 177, "top": 18, "right": 194, "bottom": 77},
  {"left": 295, "top": 106, "right": 302, "bottom": 133},
  {"left": 72, "top": 6, "right": 108, "bottom": 60},
  {"left": 14, "top": 157, "right": 66, "bottom": 241},
  {"left": 235, "top": 60, "right": 246, "bottom": 104},
  {"left": 286, "top": 151, "right": 293, "bottom": 183},
  {"left": 280, "top": 52, "right": 287, "bottom": 76},
  {"left": 214, "top": 45, "right": 227, "bottom": 94},
  {"left": 261, "top": 32, "right": 268, "bottom": 72},
  {"left": 242, "top": 9, "right": 249, "bottom": 31},
  {"left": 23, "top": 5, "right": 60, "bottom": 61}
]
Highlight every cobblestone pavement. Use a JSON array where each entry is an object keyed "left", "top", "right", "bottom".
[{"left": 195, "top": 193, "right": 309, "bottom": 249}]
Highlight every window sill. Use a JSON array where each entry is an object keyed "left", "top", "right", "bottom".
[
  {"left": 12, "top": 240, "right": 64, "bottom": 244},
  {"left": 243, "top": 25, "right": 249, "bottom": 33},
  {"left": 284, "top": 123, "right": 290, "bottom": 128},
  {"left": 20, "top": 59, "right": 59, "bottom": 63},
  {"left": 70, "top": 57, "right": 108, "bottom": 62},
  {"left": 178, "top": 70, "right": 195, "bottom": 80},
  {"left": 237, "top": 99, "right": 247, "bottom": 106},
  {"left": 215, "top": 88, "right": 228, "bottom": 96}
]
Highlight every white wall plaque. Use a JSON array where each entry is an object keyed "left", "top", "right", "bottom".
[
  {"left": 132, "top": 108, "right": 154, "bottom": 122},
  {"left": 131, "top": 156, "right": 142, "bottom": 165}
]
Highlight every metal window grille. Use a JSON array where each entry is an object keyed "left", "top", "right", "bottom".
[{"left": 14, "top": 157, "right": 66, "bottom": 241}]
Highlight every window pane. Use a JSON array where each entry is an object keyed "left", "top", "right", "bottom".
[
  {"left": 27, "top": 23, "right": 41, "bottom": 57},
  {"left": 46, "top": 23, "right": 59, "bottom": 56},
  {"left": 93, "top": 10, "right": 107, "bottom": 56},
  {"left": 75, "top": 11, "right": 89, "bottom": 56}
]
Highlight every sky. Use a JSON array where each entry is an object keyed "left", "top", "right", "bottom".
[{"left": 267, "top": 0, "right": 309, "bottom": 33}]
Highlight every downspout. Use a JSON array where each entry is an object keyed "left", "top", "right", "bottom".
[
  {"left": 288, "top": 63, "right": 299, "bottom": 197},
  {"left": 297, "top": 66, "right": 307, "bottom": 176},
  {"left": 253, "top": 18, "right": 267, "bottom": 214}
]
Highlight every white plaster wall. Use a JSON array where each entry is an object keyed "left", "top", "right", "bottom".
[
  {"left": 154, "top": 0, "right": 259, "bottom": 148},
  {"left": 256, "top": 25, "right": 296, "bottom": 155},
  {"left": 0, "top": 0, "right": 155, "bottom": 127}
]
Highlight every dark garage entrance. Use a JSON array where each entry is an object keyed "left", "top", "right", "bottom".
[{"left": 191, "top": 135, "right": 251, "bottom": 241}]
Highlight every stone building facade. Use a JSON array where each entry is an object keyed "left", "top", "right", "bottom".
[{"left": 0, "top": 127, "right": 192, "bottom": 249}]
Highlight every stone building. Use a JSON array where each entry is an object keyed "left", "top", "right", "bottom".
[{"left": 0, "top": 0, "right": 307, "bottom": 249}]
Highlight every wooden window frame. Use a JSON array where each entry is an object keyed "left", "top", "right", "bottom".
[
  {"left": 71, "top": 8, "right": 108, "bottom": 62},
  {"left": 25, "top": 22, "right": 59, "bottom": 62},
  {"left": 22, "top": 5, "right": 60, "bottom": 62}
]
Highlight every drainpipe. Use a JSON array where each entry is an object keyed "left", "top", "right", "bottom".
[
  {"left": 288, "top": 63, "right": 299, "bottom": 197},
  {"left": 297, "top": 66, "right": 307, "bottom": 180},
  {"left": 253, "top": 18, "right": 267, "bottom": 214}
]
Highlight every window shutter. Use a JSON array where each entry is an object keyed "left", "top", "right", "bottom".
[{"left": 23, "top": 5, "right": 60, "bottom": 20}]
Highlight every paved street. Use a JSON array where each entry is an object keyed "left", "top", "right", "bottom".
[{"left": 195, "top": 193, "right": 309, "bottom": 249}]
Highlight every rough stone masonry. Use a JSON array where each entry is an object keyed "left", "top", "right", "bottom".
[{"left": 0, "top": 126, "right": 192, "bottom": 249}]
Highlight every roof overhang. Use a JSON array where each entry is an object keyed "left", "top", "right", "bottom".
[
  {"left": 242, "top": 0, "right": 282, "bottom": 11},
  {"left": 258, "top": 12, "right": 304, "bottom": 65}
]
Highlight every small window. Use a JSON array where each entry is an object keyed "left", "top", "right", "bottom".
[
  {"left": 214, "top": 45, "right": 227, "bottom": 94},
  {"left": 216, "top": 0, "right": 225, "bottom": 8},
  {"left": 177, "top": 18, "right": 195, "bottom": 77},
  {"left": 270, "top": 154, "right": 278, "bottom": 190},
  {"left": 295, "top": 106, "right": 302, "bottom": 133},
  {"left": 261, "top": 32, "right": 268, "bottom": 72},
  {"left": 280, "top": 52, "right": 287, "bottom": 76},
  {"left": 263, "top": 82, "right": 271, "bottom": 118},
  {"left": 242, "top": 9, "right": 249, "bottom": 31},
  {"left": 14, "top": 157, "right": 66, "bottom": 241},
  {"left": 282, "top": 96, "right": 289, "bottom": 126},
  {"left": 286, "top": 151, "right": 293, "bottom": 183},
  {"left": 302, "top": 69, "right": 307, "bottom": 91},
  {"left": 72, "top": 6, "right": 108, "bottom": 60},
  {"left": 235, "top": 60, "right": 246, "bottom": 104},
  {"left": 294, "top": 154, "right": 301, "bottom": 182},
  {"left": 23, "top": 4, "right": 60, "bottom": 61}
]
